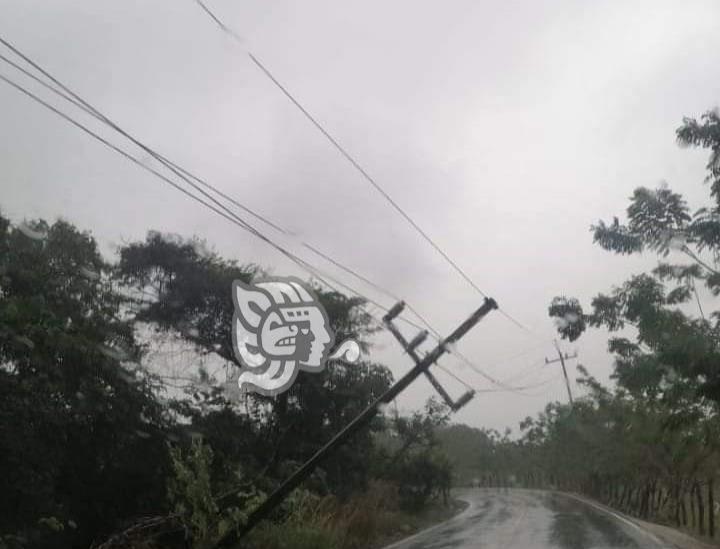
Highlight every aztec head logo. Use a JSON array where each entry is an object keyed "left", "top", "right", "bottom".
[{"left": 231, "top": 277, "right": 358, "bottom": 396}]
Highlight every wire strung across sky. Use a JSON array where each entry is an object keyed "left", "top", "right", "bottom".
[
  {"left": 0, "top": 36, "right": 439, "bottom": 335},
  {"left": 0, "top": 34, "right": 550, "bottom": 396},
  {"left": 435, "top": 361, "right": 561, "bottom": 398},
  {"left": 192, "top": 0, "right": 534, "bottom": 335}
]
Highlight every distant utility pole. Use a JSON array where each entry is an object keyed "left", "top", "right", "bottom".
[
  {"left": 215, "top": 298, "right": 498, "bottom": 547},
  {"left": 545, "top": 340, "right": 577, "bottom": 405}
]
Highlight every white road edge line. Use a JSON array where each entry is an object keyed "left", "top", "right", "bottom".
[{"left": 562, "top": 492, "right": 672, "bottom": 548}]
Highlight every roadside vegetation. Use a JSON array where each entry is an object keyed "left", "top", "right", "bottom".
[
  {"left": 436, "top": 109, "right": 720, "bottom": 542},
  {"left": 0, "top": 218, "right": 454, "bottom": 548},
  {"left": 4, "top": 107, "right": 720, "bottom": 549}
]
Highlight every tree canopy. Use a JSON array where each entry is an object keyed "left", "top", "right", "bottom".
[{"left": 0, "top": 214, "right": 454, "bottom": 549}]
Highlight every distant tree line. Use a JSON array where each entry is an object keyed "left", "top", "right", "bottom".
[{"left": 436, "top": 109, "right": 720, "bottom": 540}]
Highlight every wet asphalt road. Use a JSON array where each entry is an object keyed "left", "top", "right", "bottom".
[{"left": 386, "top": 489, "right": 672, "bottom": 549}]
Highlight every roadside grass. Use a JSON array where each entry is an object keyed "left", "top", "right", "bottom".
[{"left": 246, "top": 482, "right": 464, "bottom": 549}]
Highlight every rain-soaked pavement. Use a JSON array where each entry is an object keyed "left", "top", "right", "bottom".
[{"left": 386, "top": 489, "right": 672, "bottom": 549}]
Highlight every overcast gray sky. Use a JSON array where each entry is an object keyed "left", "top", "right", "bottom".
[{"left": 2, "top": 0, "right": 720, "bottom": 431}]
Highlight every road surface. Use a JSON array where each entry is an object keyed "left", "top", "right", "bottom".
[{"left": 386, "top": 489, "right": 672, "bottom": 549}]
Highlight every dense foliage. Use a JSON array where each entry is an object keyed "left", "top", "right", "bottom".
[
  {"left": 436, "top": 109, "right": 720, "bottom": 539},
  {"left": 6, "top": 105, "right": 720, "bottom": 548},
  {"left": 0, "top": 217, "right": 454, "bottom": 549},
  {"left": 0, "top": 218, "right": 171, "bottom": 548}
]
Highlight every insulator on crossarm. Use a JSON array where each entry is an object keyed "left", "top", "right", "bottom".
[
  {"left": 383, "top": 301, "right": 406, "bottom": 324},
  {"left": 407, "top": 330, "right": 429, "bottom": 352},
  {"left": 451, "top": 390, "right": 476, "bottom": 412}
]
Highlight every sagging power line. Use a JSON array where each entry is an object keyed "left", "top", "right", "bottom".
[
  {"left": 0, "top": 34, "right": 547, "bottom": 396},
  {"left": 0, "top": 35, "right": 451, "bottom": 344},
  {"left": 0, "top": 35, "right": 548, "bottom": 395},
  {"left": 191, "top": 0, "right": 535, "bottom": 335}
]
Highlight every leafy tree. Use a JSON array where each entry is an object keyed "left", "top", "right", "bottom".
[
  {"left": 0, "top": 215, "right": 454, "bottom": 549},
  {"left": 378, "top": 399, "right": 453, "bottom": 509},
  {"left": 428, "top": 109, "right": 720, "bottom": 539},
  {"left": 167, "top": 439, "right": 263, "bottom": 549},
  {"left": 116, "top": 232, "right": 393, "bottom": 497},
  {"left": 536, "top": 108, "right": 720, "bottom": 535},
  {"left": 549, "top": 110, "right": 720, "bottom": 403},
  {"left": 0, "top": 215, "right": 170, "bottom": 548}
]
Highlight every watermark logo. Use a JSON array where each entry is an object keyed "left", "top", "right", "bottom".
[{"left": 232, "top": 277, "right": 360, "bottom": 396}]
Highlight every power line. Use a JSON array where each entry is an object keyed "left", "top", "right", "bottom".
[
  {"left": 7, "top": 31, "right": 542, "bottom": 388},
  {"left": 245, "top": 48, "right": 488, "bottom": 296},
  {"left": 192, "top": 0, "right": 535, "bottom": 335},
  {"left": 434, "top": 362, "right": 561, "bottom": 397},
  {"left": 0, "top": 35, "right": 444, "bottom": 340},
  {"left": 0, "top": 67, "right": 517, "bottom": 405},
  {"left": 0, "top": 66, "right": 422, "bottom": 355},
  {"left": 455, "top": 341, "right": 550, "bottom": 387},
  {"left": 194, "top": 0, "right": 229, "bottom": 31},
  {"left": 0, "top": 70, "right": 347, "bottom": 308},
  {"left": 0, "top": 38, "right": 430, "bottom": 329},
  {"left": 0, "top": 38, "right": 287, "bottom": 235},
  {"left": 449, "top": 351, "right": 520, "bottom": 390},
  {"left": 498, "top": 374, "right": 562, "bottom": 397},
  {"left": 434, "top": 364, "right": 474, "bottom": 391},
  {"left": 498, "top": 358, "right": 546, "bottom": 385},
  {"left": 0, "top": 38, "right": 538, "bottom": 397},
  {"left": 434, "top": 345, "right": 552, "bottom": 395},
  {"left": 0, "top": 52, "right": 455, "bottom": 378},
  {"left": 516, "top": 374, "right": 563, "bottom": 397}
]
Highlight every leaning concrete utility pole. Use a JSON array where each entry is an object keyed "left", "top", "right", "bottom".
[
  {"left": 214, "top": 297, "right": 498, "bottom": 547},
  {"left": 384, "top": 310, "right": 476, "bottom": 412}
]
